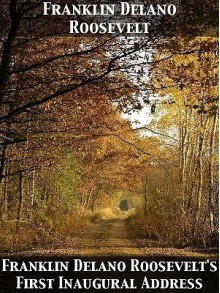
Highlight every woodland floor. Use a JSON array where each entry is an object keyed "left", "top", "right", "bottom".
[
  {"left": 0, "top": 215, "right": 218, "bottom": 292},
  {"left": 1, "top": 214, "right": 218, "bottom": 258}
]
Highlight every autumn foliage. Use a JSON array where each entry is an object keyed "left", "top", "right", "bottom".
[{"left": 0, "top": 1, "right": 218, "bottom": 251}]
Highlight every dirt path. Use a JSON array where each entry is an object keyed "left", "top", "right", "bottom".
[
  {"left": 0, "top": 216, "right": 217, "bottom": 259},
  {"left": 75, "top": 218, "right": 145, "bottom": 256},
  {"left": 73, "top": 218, "right": 217, "bottom": 259},
  {"left": 0, "top": 217, "right": 218, "bottom": 293}
]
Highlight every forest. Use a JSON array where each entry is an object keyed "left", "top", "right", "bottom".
[{"left": 0, "top": 0, "right": 218, "bottom": 253}]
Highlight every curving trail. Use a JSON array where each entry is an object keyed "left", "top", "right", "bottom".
[
  {"left": 0, "top": 214, "right": 217, "bottom": 259},
  {"left": 0, "top": 215, "right": 218, "bottom": 293},
  {"left": 76, "top": 218, "right": 145, "bottom": 256}
]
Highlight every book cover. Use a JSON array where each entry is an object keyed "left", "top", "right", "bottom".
[{"left": 0, "top": 0, "right": 218, "bottom": 292}]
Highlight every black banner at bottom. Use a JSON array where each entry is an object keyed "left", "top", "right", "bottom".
[{"left": 0, "top": 256, "right": 218, "bottom": 293}]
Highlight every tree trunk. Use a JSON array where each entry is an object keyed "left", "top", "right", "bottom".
[
  {"left": 143, "top": 177, "right": 148, "bottom": 217},
  {"left": 0, "top": 147, "right": 7, "bottom": 222},
  {"left": 208, "top": 113, "right": 218, "bottom": 237},
  {"left": 2, "top": 160, "right": 9, "bottom": 215},
  {"left": 16, "top": 172, "right": 24, "bottom": 231},
  {"left": 30, "top": 168, "right": 35, "bottom": 208},
  {"left": 195, "top": 116, "right": 208, "bottom": 223}
]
